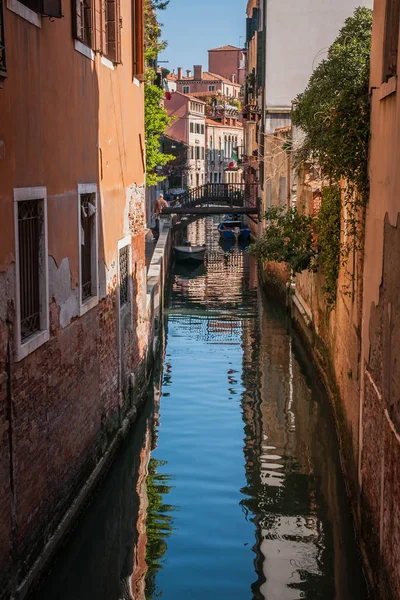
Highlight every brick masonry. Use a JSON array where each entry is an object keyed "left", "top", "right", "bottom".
[{"left": 0, "top": 195, "right": 159, "bottom": 598}]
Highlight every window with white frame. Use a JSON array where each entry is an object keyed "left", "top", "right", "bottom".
[
  {"left": 78, "top": 183, "right": 98, "bottom": 314},
  {"left": 118, "top": 237, "right": 131, "bottom": 309},
  {"left": 14, "top": 186, "right": 49, "bottom": 360},
  {"left": 208, "top": 85, "right": 215, "bottom": 91},
  {"left": 182, "top": 85, "right": 190, "bottom": 94}
]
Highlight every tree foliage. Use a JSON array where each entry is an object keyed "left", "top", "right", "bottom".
[
  {"left": 248, "top": 206, "right": 317, "bottom": 274},
  {"left": 292, "top": 7, "right": 373, "bottom": 203},
  {"left": 249, "top": 189, "right": 342, "bottom": 306},
  {"left": 144, "top": 0, "right": 174, "bottom": 186},
  {"left": 145, "top": 84, "right": 175, "bottom": 186},
  {"left": 315, "top": 185, "right": 342, "bottom": 306}
]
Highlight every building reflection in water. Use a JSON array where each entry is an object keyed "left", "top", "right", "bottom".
[
  {"left": 240, "top": 291, "right": 367, "bottom": 599},
  {"left": 28, "top": 216, "right": 367, "bottom": 600}
]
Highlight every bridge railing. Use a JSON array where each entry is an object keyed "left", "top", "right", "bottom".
[{"left": 169, "top": 183, "right": 258, "bottom": 209}]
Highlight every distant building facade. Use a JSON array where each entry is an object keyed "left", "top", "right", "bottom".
[
  {"left": 176, "top": 65, "right": 241, "bottom": 99},
  {"left": 206, "top": 119, "right": 244, "bottom": 184},
  {"left": 164, "top": 92, "right": 206, "bottom": 188},
  {"left": 208, "top": 45, "right": 246, "bottom": 87}
]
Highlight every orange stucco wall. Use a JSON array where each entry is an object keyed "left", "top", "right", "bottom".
[{"left": 0, "top": 0, "right": 145, "bottom": 283}]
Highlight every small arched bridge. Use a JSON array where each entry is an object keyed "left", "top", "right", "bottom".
[{"left": 162, "top": 183, "right": 259, "bottom": 216}]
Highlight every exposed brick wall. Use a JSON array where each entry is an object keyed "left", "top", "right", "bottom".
[{"left": 0, "top": 223, "right": 152, "bottom": 594}]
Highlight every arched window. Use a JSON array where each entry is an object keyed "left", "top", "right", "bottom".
[
  {"left": 209, "top": 136, "right": 213, "bottom": 151},
  {"left": 224, "top": 135, "right": 227, "bottom": 156}
]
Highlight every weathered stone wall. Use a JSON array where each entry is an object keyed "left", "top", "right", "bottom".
[{"left": 0, "top": 184, "right": 159, "bottom": 599}]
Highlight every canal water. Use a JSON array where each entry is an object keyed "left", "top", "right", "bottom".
[{"left": 30, "top": 217, "right": 368, "bottom": 600}]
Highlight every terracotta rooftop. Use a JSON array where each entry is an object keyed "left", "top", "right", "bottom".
[
  {"left": 178, "top": 71, "right": 241, "bottom": 86},
  {"left": 169, "top": 91, "right": 206, "bottom": 104},
  {"left": 166, "top": 73, "right": 178, "bottom": 80},
  {"left": 208, "top": 45, "right": 242, "bottom": 52},
  {"left": 205, "top": 118, "right": 244, "bottom": 130}
]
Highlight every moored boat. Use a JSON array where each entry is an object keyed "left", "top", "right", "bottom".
[
  {"left": 174, "top": 242, "right": 206, "bottom": 263},
  {"left": 217, "top": 219, "right": 251, "bottom": 241}
]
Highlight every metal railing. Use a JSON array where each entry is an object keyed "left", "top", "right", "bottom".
[
  {"left": 119, "top": 245, "right": 129, "bottom": 307},
  {"left": 18, "top": 200, "right": 41, "bottom": 340},
  {"left": 168, "top": 183, "right": 258, "bottom": 209}
]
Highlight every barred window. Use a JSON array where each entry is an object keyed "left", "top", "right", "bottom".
[
  {"left": 74, "top": 0, "right": 94, "bottom": 48},
  {"left": 78, "top": 184, "right": 98, "bottom": 314},
  {"left": 119, "top": 245, "right": 129, "bottom": 307},
  {"left": 18, "top": 200, "right": 42, "bottom": 340},
  {"left": 14, "top": 187, "right": 49, "bottom": 360}
]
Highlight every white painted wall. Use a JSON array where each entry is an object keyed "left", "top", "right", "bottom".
[{"left": 264, "top": 0, "right": 374, "bottom": 110}]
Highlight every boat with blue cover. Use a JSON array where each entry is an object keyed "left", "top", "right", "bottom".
[{"left": 217, "top": 218, "right": 251, "bottom": 241}]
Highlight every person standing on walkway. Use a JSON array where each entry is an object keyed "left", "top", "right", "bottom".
[{"left": 153, "top": 193, "right": 168, "bottom": 240}]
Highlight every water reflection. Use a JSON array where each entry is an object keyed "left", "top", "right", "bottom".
[
  {"left": 28, "top": 216, "right": 367, "bottom": 600},
  {"left": 149, "top": 216, "right": 367, "bottom": 599}
]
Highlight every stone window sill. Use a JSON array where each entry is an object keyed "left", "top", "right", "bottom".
[
  {"left": 74, "top": 40, "right": 95, "bottom": 61},
  {"left": 15, "top": 329, "right": 50, "bottom": 362},
  {"left": 379, "top": 76, "right": 397, "bottom": 100},
  {"left": 7, "top": 0, "right": 41, "bottom": 27},
  {"left": 79, "top": 295, "right": 98, "bottom": 317},
  {"left": 101, "top": 56, "right": 114, "bottom": 70}
]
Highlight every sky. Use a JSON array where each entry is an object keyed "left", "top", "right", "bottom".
[{"left": 157, "top": 0, "right": 246, "bottom": 74}]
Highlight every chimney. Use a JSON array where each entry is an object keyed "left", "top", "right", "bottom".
[
  {"left": 194, "top": 65, "right": 203, "bottom": 80},
  {"left": 178, "top": 67, "right": 183, "bottom": 79},
  {"left": 186, "top": 69, "right": 191, "bottom": 78}
]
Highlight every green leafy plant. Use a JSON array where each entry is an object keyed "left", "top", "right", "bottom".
[
  {"left": 145, "top": 84, "right": 175, "bottom": 186},
  {"left": 292, "top": 6, "right": 372, "bottom": 274},
  {"left": 315, "top": 185, "right": 342, "bottom": 306},
  {"left": 248, "top": 205, "right": 317, "bottom": 274}
]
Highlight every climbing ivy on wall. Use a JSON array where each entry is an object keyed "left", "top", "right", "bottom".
[
  {"left": 248, "top": 206, "right": 317, "bottom": 275},
  {"left": 292, "top": 7, "right": 372, "bottom": 206},
  {"left": 315, "top": 185, "right": 342, "bottom": 306},
  {"left": 250, "top": 7, "right": 373, "bottom": 305},
  {"left": 292, "top": 5, "right": 372, "bottom": 284},
  {"left": 249, "top": 186, "right": 342, "bottom": 306}
]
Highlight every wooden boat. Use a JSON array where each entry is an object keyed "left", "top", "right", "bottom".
[
  {"left": 174, "top": 242, "right": 206, "bottom": 263},
  {"left": 217, "top": 219, "right": 251, "bottom": 241}
]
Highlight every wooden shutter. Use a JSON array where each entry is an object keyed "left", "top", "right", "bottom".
[
  {"left": 104, "top": 0, "right": 121, "bottom": 62},
  {"left": 133, "top": 0, "right": 144, "bottom": 78},
  {"left": 93, "top": 0, "right": 102, "bottom": 52},
  {"left": 256, "top": 30, "right": 264, "bottom": 89},
  {"left": 42, "top": 0, "right": 62, "bottom": 17}
]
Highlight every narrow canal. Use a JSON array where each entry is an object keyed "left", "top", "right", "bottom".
[{"left": 30, "top": 217, "right": 368, "bottom": 600}]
